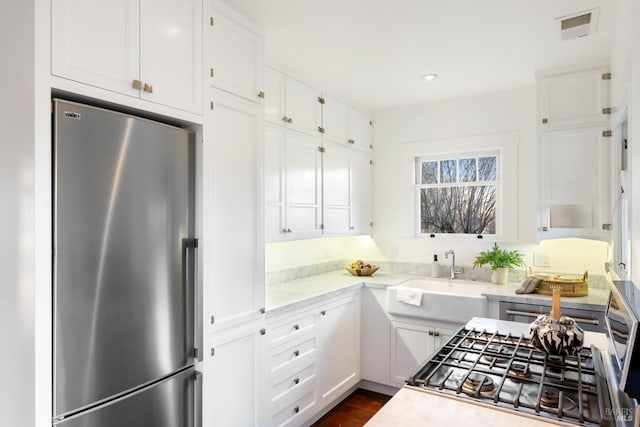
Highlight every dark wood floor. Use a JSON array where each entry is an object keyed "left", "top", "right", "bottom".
[{"left": 311, "top": 389, "right": 392, "bottom": 427}]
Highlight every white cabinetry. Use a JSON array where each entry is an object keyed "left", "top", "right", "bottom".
[
  {"left": 317, "top": 294, "right": 360, "bottom": 406},
  {"left": 203, "top": 88, "right": 265, "bottom": 328},
  {"left": 537, "top": 66, "right": 612, "bottom": 239},
  {"left": 52, "top": 0, "right": 203, "bottom": 114},
  {"left": 205, "top": 321, "right": 265, "bottom": 427},
  {"left": 321, "top": 95, "right": 349, "bottom": 144},
  {"left": 205, "top": 1, "right": 264, "bottom": 103},
  {"left": 261, "top": 291, "right": 360, "bottom": 426},
  {"left": 347, "top": 107, "right": 373, "bottom": 152},
  {"left": 264, "top": 124, "right": 323, "bottom": 242},
  {"left": 322, "top": 142, "right": 372, "bottom": 235},
  {"left": 264, "top": 67, "right": 322, "bottom": 136},
  {"left": 360, "top": 287, "right": 391, "bottom": 386},
  {"left": 540, "top": 67, "right": 610, "bottom": 128},
  {"left": 390, "top": 320, "right": 455, "bottom": 386}
]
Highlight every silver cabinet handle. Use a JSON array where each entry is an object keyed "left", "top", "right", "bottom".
[
  {"left": 184, "top": 238, "right": 202, "bottom": 361},
  {"left": 504, "top": 309, "right": 599, "bottom": 325}
]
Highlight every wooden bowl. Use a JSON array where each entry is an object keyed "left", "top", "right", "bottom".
[{"left": 345, "top": 265, "right": 379, "bottom": 276}]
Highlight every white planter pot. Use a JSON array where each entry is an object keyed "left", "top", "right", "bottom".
[{"left": 491, "top": 268, "right": 509, "bottom": 284}]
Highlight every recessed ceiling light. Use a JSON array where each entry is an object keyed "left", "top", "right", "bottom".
[{"left": 422, "top": 73, "right": 439, "bottom": 81}]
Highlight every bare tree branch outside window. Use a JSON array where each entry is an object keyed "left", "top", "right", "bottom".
[{"left": 417, "top": 154, "right": 498, "bottom": 235}]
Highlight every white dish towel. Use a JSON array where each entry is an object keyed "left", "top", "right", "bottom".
[{"left": 396, "top": 287, "right": 423, "bottom": 306}]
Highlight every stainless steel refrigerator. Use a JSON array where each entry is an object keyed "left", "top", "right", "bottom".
[{"left": 52, "top": 99, "right": 202, "bottom": 427}]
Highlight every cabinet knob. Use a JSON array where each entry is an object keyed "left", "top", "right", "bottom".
[
  {"left": 282, "top": 116, "right": 289, "bottom": 123},
  {"left": 287, "top": 228, "right": 292, "bottom": 233},
  {"left": 320, "top": 310, "right": 326, "bottom": 316},
  {"left": 259, "top": 328, "right": 266, "bottom": 336},
  {"left": 349, "top": 226, "right": 355, "bottom": 231},
  {"left": 258, "top": 91, "right": 265, "bottom": 98},
  {"left": 347, "top": 139, "right": 355, "bottom": 144},
  {"left": 143, "top": 83, "right": 153, "bottom": 93},
  {"left": 293, "top": 406, "right": 300, "bottom": 414},
  {"left": 293, "top": 350, "right": 300, "bottom": 357},
  {"left": 210, "top": 68, "right": 214, "bottom": 78},
  {"left": 293, "top": 324, "right": 299, "bottom": 330},
  {"left": 541, "top": 118, "right": 548, "bottom": 124},
  {"left": 132, "top": 79, "right": 142, "bottom": 90},
  {"left": 428, "top": 330, "right": 434, "bottom": 336},
  {"left": 434, "top": 331, "right": 440, "bottom": 337},
  {"left": 293, "top": 377, "right": 300, "bottom": 385}
]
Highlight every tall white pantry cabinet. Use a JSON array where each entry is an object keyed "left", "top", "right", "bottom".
[{"left": 202, "top": 1, "right": 266, "bottom": 426}]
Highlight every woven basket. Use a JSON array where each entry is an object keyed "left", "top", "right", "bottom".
[
  {"left": 345, "top": 266, "right": 379, "bottom": 276},
  {"left": 527, "top": 267, "right": 589, "bottom": 297}
]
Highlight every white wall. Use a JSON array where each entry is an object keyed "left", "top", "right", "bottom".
[
  {"left": 0, "top": 1, "right": 36, "bottom": 425},
  {"left": 610, "top": 0, "right": 640, "bottom": 283},
  {"left": 371, "top": 85, "right": 609, "bottom": 275}
]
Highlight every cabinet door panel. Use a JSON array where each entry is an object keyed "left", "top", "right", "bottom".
[
  {"left": 390, "top": 323, "right": 432, "bottom": 385},
  {"left": 348, "top": 107, "right": 373, "bottom": 152},
  {"left": 318, "top": 297, "right": 359, "bottom": 405},
  {"left": 264, "top": 67, "right": 285, "bottom": 124},
  {"left": 285, "top": 131, "right": 322, "bottom": 237},
  {"left": 206, "top": 326, "right": 261, "bottom": 427},
  {"left": 203, "top": 90, "right": 264, "bottom": 326},
  {"left": 264, "top": 125, "right": 285, "bottom": 241},
  {"left": 541, "top": 126, "right": 604, "bottom": 229},
  {"left": 541, "top": 68, "right": 608, "bottom": 127},
  {"left": 322, "top": 95, "right": 348, "bottom": 144},
  {"left": 52, "top": 0, "right": 139, "bottom": 95},
  {"left": 140, "top": 0, "right": 202, "bottom": 113},
  {"left": 285, "top": 77, "right": 321, "bottom": 136},
  {"left": 350, "top": 151, "right": 372, "bottom": 234},
  {"left": 206, "top": 5, "right": 263, "bottom": 102}
]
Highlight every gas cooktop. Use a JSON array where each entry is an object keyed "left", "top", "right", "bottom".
[{"left": 407, "top": 326, "right": 614, "bottom": 426}]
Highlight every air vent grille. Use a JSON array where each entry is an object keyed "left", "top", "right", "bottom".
[{"left": 557, "top": 8, "right": 599, "bottom": 40}]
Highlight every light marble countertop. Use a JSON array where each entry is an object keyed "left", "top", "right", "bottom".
[{"left": 265, "top": 269, "right": 611, "bottom": 313}]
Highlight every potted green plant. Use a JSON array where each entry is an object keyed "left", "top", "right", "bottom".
[{"left": 472, "top": 243, "right": 525, "bottom": 284}]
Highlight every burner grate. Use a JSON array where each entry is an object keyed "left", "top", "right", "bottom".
[{"left": 408, "top": 327, "right": 612, "bottom": 426}]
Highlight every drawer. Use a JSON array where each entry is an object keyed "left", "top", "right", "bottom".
[
  {"left": 270, "top": 388, "right": 316, "bottom": 427},
  {"left": 269, "top": 363, "right": 316, "bottom": 406},
  {"left": 268, "top": 313, "right": 317, "bottom": 348},
  {"left": 269, "top": 336, "right": 317, "bottom": 377}
]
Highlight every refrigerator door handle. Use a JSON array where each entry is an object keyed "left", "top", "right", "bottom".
[
  {"left": 194, "top": 370, "right": 203, "bottom": 427},
  {"left": 183, "top": 238, "right": 202, "bottom": 362}
]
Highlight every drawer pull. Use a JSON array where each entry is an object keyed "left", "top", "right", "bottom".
[
  {"left": 293, "top": 406, "right": 300, "bottom": 414},
  {"left": 428, "top": 331, "right": 433, "bottom": 336},
  {"left": 293, "top": 377, "right": 299, "bottom": 385},
  {"left": 504, "top": 309, "right": 599, "bottom": 325},
  {"left": 320, "top": 310, "right": 326, "bottom": 316},
  {"left": 293, "top": 350, "right": 300, "bottom": 357},
  {"left": 293, "top": 324, "right": 299, "bottom": 331}
]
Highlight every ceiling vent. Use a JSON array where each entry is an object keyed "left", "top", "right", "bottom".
[{"left": 557, "top": 8, "right": 599, "bottom": 40}]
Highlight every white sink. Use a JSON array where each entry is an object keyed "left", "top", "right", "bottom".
[{"left": 387, "top": 278, "right": 490, "bottom": 323}]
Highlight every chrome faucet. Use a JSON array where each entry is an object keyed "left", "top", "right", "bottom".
[{"left": 444, "top": 249, "right": 464, "bottom": 279}]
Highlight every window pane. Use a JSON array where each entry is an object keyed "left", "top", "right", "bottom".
[
  {"left": 440, "top": 160, "right": 456, "bottom": 183},
  {"left": 458, "top": 158, "right": 476, "bottom": 182},
  {"left": 420, "top": 185, "right": 496, "bottom": 234},
  {"left": 421, "top": 161, "right": 438, "bottom": 184},
  {"left": 478, "top": 156, "right": 497, "bottom": 181}
]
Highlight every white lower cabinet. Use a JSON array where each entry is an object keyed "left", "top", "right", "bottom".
[
  {"left": 260, "top": 291, "right": 360, "bottom": 426},
  {"left": 390, "top": 321, "right": 456, "bottom": 386},
  {"left": 204, "top": 321, "right": 265, "bottom": 427},
  {"left": 360, "top": 287, "right": 391, "bottom": 385}
]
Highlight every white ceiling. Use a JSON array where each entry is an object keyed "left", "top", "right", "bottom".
[{"left": 222, "top": 0, "right": 620, "bottom": 112}]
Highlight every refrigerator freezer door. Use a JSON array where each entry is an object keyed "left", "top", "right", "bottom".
[
  {"left": 54, "top": 368, "right": 201, "bottom": 427},
  {"left": 53, "top": 100, "right": 196, "bottom": 417}
]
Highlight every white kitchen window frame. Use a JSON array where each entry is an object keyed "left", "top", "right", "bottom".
[{"left": 414, "top": 149, "right": 502, "bottom": 240}]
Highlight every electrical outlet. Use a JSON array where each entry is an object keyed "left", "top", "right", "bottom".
[
  {"left": 534, "top": 251, "right": 551, "bottom": 267},
  {"left": 390, "top": 245, "right": 398, "bottom": 259}
]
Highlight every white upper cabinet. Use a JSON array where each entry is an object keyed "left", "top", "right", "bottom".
[
  {"left": 51, "top": 0, "right": 202, "bottom": 114},
  {"left": 321, "top": 95, "right": 349, "bottom": 144},
  {"left": 205, "top": 1, "right": 264, "bottom": 102},
  {"left": 264, "top": 66, "right": 322, "bottom": 136},
  {"left": 264, "top": 123, "right": 323, "bottom": 242},
  {"left": 537, "top": 66, "right": 612, "bottom": 240},
  {"left": 347, "top": 107, "right": 373, "bottom": 152},
  {"left": 322, "top": 142, "right": 372, "bottom": 236},
  {"left": 539, "top": 67, "right": 610, "bottom": 128}
]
